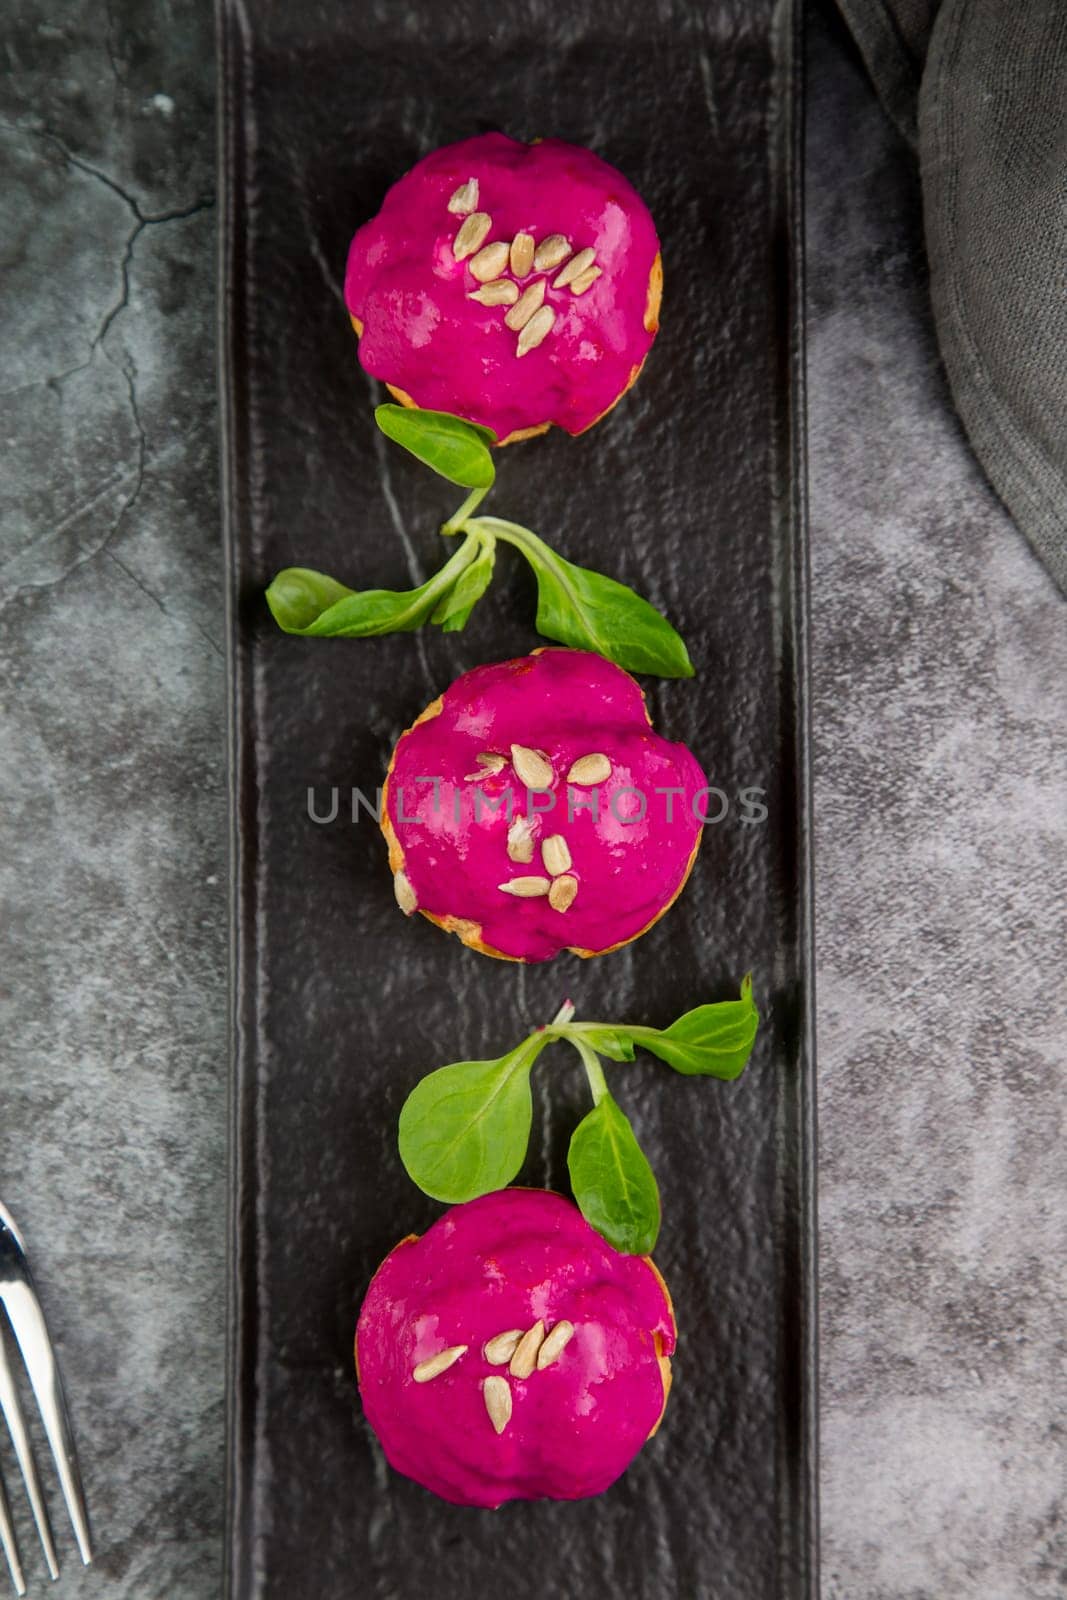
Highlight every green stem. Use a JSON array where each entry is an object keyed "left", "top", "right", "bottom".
[
  {"left": 516, "top": 1030, "right": 555, "bottom": 1072},
  {"left": 404, "top": 531, "right": 483, "bottom": 618},
  {"left": 539, "top": 1003, "right": 609, "bottom": 1103},
  {"left": 561, "top": 1021, "right": 655, "bottom": 1046},
  {"left": 442, "top": 485, "right": 491, "bottom": 535},
  {"left": 496, "top": 1030, "right": 555, "bottom": 1089},
  {"left": 571, "top": 1038, "right": 610, "bottom": 1106},
  {"left": 467, "top": 514, "right": 547, "bottom": 561}
]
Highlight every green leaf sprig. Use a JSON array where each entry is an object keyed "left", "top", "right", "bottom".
[
  {"left": 266, "top": 405, "right": 694, "bottom": 678},
  {"left": 397, "top": 977, "right": 759, "bottom": 1256}
]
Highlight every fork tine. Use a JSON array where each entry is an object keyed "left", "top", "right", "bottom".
[
  {"left": 1, "top": 1283, "right": 91, "bottom": 1567},
  {"left": 0, "top": 1467, "right": 26, "bottom": 1597},
  {"left": 0, "top": 1320, "right": 58, "bottom": 1581}
]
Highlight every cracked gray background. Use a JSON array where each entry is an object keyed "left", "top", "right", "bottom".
[
  {"left": 1, "top": 0, "right": 224, "bottom": 1595},
  {"left": 0, "top": 1, "right": 1063, "bottom": 1597}
]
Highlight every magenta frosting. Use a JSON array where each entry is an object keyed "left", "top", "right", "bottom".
[
  {"left": 356, "top": 1190, "right": 676, "bottom": 1507},
  {"left": 344, "top": 133, "right": 661, "bottom": 439},
  {"left": 384, "top": 649, "right": 707, "bottom": 962}
]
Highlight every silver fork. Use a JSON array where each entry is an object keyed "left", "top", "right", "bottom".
[{"left": 0, "top": 1204, "right": 91, "bottom": 1594}]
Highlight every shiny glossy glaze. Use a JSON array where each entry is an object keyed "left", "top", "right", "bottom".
[
  {"left": 382, "top": 649, "right": 706, "bottom": 962},
  {"left": 356, "top": 1190, "right": 676, "bottom": 1506},
  {"left": 345, "top": 133, "right": 661, "bottom": 439}
]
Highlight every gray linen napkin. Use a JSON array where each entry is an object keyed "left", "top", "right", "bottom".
[{"left": 835, "top": 0, "right": 1067, "bottom": 594}]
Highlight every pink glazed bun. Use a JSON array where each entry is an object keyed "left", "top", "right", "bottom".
[
  {"left": 381, "top": 649, "right": 706, "bottom": 963},
  {"left": 355, "top": 1189, "right": 676, "bottom": 1507},
  {"left": 345, "top": 133, "right": 662, "bottom": 444}
]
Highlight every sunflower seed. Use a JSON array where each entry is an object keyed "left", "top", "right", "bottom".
[
  {"left": 483, "top": 1329, "right": 525, "bottom": 1365},
  {"left": 516, "top": 305, "right": 556, "bottom": 356},
  {"left": 553, "top": 247, "right": 596, "bottom": 289},
  {"left": 465, "top": 750, "right": 508, "bottom": 779},
  {"left": 412, "top": 1344, "right": 468, "bottom": 1382},
  {"left": 510, "top": 231, "right": 535, "bottom": 277},
  {"left": 468, "top": 240, "right": 511, "bottom": 282},
  {"left": 536, "top": 1320, "right": 575, "bottom": 1369},
  {"left": 447, "top": 178, "right": 479, "bottom": 215},
  {"left": 566, "top": 753, "right": 611, "bottom": 785},
  {"left": 533, "top": 233, "right": 571, "bottom": 272},
  {"left": 507, "top": 816, "right": 536, "bottom": 864},
  {"left": 498, "top": 876, "right": 551, "bottom": 898},
  {"left": 508, "top": 1320, "right": 546, "bottom": 1380},
  {"left": 483, "top": 1376, "right": 512, "bottom": 1434},
  {"left": 510, "top": 743, "right": 554, "bottom": 788},
  {"left": 469, "top": 279, "right": 520, "bottom": 307},
  {"left": 548, "top": 874, "right": 578, "bottom": 912},
  {"left": 541, "top": 833, "right": 572, "bottom": 875},
  {"left": 504, "top": 278, "right": 547, "bottom": 331},
  {"left": 569, "top": 265, "right": 602, "bottom": 296},
  {"left": 394, "top": 870, "right": 417, "bottom": 915},
  {"left": 453, "top": 211, "right": 492, "bottom": 260}
]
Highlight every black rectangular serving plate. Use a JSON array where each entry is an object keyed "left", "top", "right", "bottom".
[{"left": 219, "top": 2, "right": 815, "bottom": 1595}]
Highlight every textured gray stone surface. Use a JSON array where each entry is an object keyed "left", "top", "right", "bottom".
[
  {"left": 0, "top": 1, "right": 1062, "bottom": 1596},
  {"left": 0, "top": 1, "right": 224, "bottom": 1594},
  {"left": 808, "top": 7, "right": 1067, "bottom": 1599}
]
